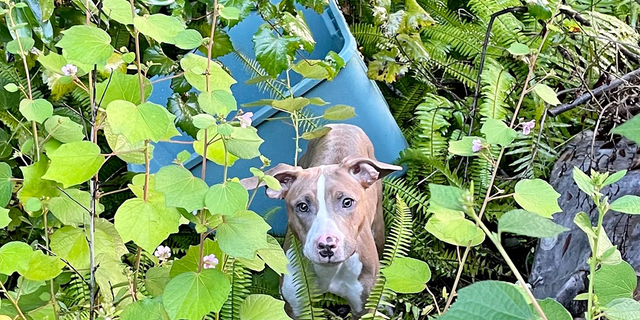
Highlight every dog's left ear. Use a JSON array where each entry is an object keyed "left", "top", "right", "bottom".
[{"left": 342, "top": 156, "right": 403, "bottom": 188}]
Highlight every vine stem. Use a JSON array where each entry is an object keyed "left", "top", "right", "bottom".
[
  {"left": 587, "top": 195, "right": 605, "bottom": 320},
  {"left": 442, "top": 22, "right": 552, "bottom": 316},
  {"left": 0, "top": 280, "right": 27, "bottom": 320},
  {"left": 43, "top": 211, "right": 60, "bottom": 320}
]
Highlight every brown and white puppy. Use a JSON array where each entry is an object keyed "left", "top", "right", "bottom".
[{"left": 243, "top": 124, "right": 401, "bottom": 319}]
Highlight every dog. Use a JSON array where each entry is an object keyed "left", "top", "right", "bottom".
[{"left": 242, "top": 124, "right": 401, "bottom": 319}]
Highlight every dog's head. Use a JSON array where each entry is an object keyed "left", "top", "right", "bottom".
[{"left": 243, "top": 156, "right": 401, "bottom": 264}]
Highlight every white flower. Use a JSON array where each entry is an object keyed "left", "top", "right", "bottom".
[
  {"left": 203, "top": 254, "right": 219, "bottom": 269},
  {"left": 238, "top": 111, "right": 254, "bottom": 128},
  {"left": 61, "top": 64, "right": 78, "bottom": 77},
  {"left": 521, "top": 119, "right": 536, "bottom": 135},
  {"left": 472, "top": 139, "right": 482, "bottom": 153},
  {"left": 154, "top": 245, "right": 171, "bottom": 262}
]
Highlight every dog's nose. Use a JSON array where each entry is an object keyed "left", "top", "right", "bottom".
[{"left": 318, "top": 235, "right": 338, "bottom": 258}]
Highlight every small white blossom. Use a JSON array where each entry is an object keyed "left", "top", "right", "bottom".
[
  {"left": 154, "top": 245, "right": 171, "bottom": 262},
  {"left": 203, "top": 254, "right": 219, "bottom": 269},
  {"left": 521, "top": 119, "right": 536, "bottom": 135},
  {"left": 238, "top": 111, "right": 254, "bottom": 128},
  {"left": 61, "top": 64, "right": 78, "bottom": 77},
  {"left": 472, "top": 139, "right": 482, "bottom": 153}
]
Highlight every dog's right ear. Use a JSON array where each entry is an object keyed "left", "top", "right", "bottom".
[{"left": 240, "top": 163, "right": 301, "bottom": 199}]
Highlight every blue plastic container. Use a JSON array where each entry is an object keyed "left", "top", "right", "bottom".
[{"left": 131, "top": 0, "right": 407, "bottom": 235}]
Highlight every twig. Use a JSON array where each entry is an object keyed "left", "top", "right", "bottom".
[{"left": 0, "top": 280, "right": 27, "bottom": 320}]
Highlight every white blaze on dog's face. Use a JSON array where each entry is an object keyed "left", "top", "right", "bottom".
[{"left": 246, "top": 157, "right": 401, "bottom": 264}]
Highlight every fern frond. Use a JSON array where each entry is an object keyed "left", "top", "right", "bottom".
[
  {"left": 232, "top": 52, "right": 288, "bottom": 99},
  {"left": 219, "top": 258, "right": 252, "bottom": 320},
  {"left": 415, "top": 93, "right": 454, "bottom": 158},
  {"left": 351, "top": 23, "right": 393, "bottom": 55},
  {"left": 479, "top": 61, "right": 514, "bottom": 120},
  {"left": 288, "top": 236, "right": 324, "bottom": 320},
  {"left": 383, "top": 177, "right": 429, "bottom": 219}
]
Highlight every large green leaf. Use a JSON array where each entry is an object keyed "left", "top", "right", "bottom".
[
  {"left": 155, "top": 165, "right": 208, "bottom": 212},
  {"left": 163, "top": 270, "right": 230, "bottom": 320},
  {"left": 50, "top": 226, "right": 114, "bottom": 270},
  {"left": 322, "top": 105, "right": 356, "bottom": 121},
  {"left": 514, "top": 179, "right": 561, "bottom": 218},
  {"left": 533, "top": 84, "right": 561, "bottom": 106},
  {"left": 611, "top": 114, "right": 640, "bottom": 145},
  {"left": 217, "top": 210, "right": 271, "bottom": 259},
  {"left": 253, "top": 25, "right": 299, "bottom": 77},
  {"left": 96, "top": 72, "right": 152, "bottom": 108},
  {"left": 17, "top": 157, "right": 61, "bottom": 204},
  {"left": 134, "top": 14, "right": 183, "bottom": 44},
  {"left": 170, "top": 238, "right": 223, "bottom": 277},
  {"left": 604, "top": 298, "right": 640, "bottom": 320},
  {"left": 381, "top": 257, "right": 430, "bottom": 293},
  {"left": 44, "top": 115, "right": 84, "bottom": 143},
  {"left": 193, "top": 130, "right": 238, "bottom": 166},
  {"left": 102, "top": 0, "right": 133, "bottom": 25},
  {"left": 0, "top": 241, "right": 33, "bottom": 275},
  {"left": 205, "top": 180, "right": 248, "bottom": 216},
  {"left": 239, "top": 294, "right": 291, "bottom": 320},
  {"left": 104, "top": 120, "right": 151, "bottom": 165},
  {"left": 145, "top": 266, "right": 171, "bottom": 297},
  {"left": 537, "top": 298, "right": 571, "bottom": 320},
  {"left": 0, "top": 208, "right": 9, "bottom": 229},
  {"left": 594, "top": 261, "right": 637, "bottom": 305},
  {"left": 198, "top": 90, "right": 237, "bottom": 117},
  {"left": 498, "top": 210, "right": 568, "bottom": 238},
  {"left": 439, "top": 281, "right": 533, "bottom": 320},
  {"left": 226, "top": 127, "right": 263, "bottom": 159},
  {"left": 22, "top": 251, "right": 64, "bottom": 281},
  {"left": 0, "top": 162, "right": 13, "bottom": 207},
  {"left": 106, "top": 100, "right": 171, "bottom": 143},
  {"left": 425, "top": 206, "right": 484, "bottom": 246},
  {"left": 114, "top": 197, "right": 181, "bottom": 253},
  {"left": 256, "top": 235, "right": 289, "bottom": 275},
  {"left": 42, "top": 141, "right": 105, "bottom": 188},
  {"left": 49, "top": 189, "right": 104, "bottom": 226},
  {"left": 180, "top": 54, "right": 236, "bottom": 93},
  {"left": 428, "top": 184, "right": 468, "bottom": 212},
  {"left": 610, "top": 195, "right": 640, "bottom": 215},
  {"left": 481, "top": 119, "right": 516, "bottom": 147},
  {"left": 19, "top": 98, "right": 52, "bottom": 123},
  {"left": 56, "top": 25, "right": 114, "bottom": 66},
  {"left": 121, "top": 297, "right": 170, "bottom": 320}
]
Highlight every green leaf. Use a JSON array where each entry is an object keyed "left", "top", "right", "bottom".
[
  {"left": 194, "top": 134, "right": 238, "bottom": 166},
  {"left": 572, "top": 167, "right": 595, "bottom": 196},
  {"left": 163, "top": 270, "right": 230, "bottom": 319},
  {"left": 22, "top": 251, "right": 64, "bottom": 281},
  {"left": 198, "top": 90, "right": 237, "bottom": 116},
  {"left": 19, "top": 99, "right": 53, "bottom": 123},
  {"left": 0, "top": 208, "right": 9, "bottom": 229},
  {"left": 177, "top": 150, "right": 191, "bottom": 164},
  {"left": 381, "top": 257, "right": 430, "bottom": 294},
  {"left": 114, "top": 197, "right": 181, "bottom": 253},
  {"left": 239, "top": 294, "right": 291, "bottom": 320},
  {"left": 205, "top": 180, "right": 248, "bottom": 216},
  {"left": 604, "top": 298, "right": 640, "bottom": 320},
  {"left": 44, "top": 115, "right": 85, "bottom": 143},
  {"left": 25, "top": 197, "right": 41, "bottom": 212},
  {"left": 217, "top": 210, "right": 271, "bottom": 259},
  {"left": 6, "top": 37, "right": 34, "bottom": 55},
  {"left": 301, "top": 127, "right": 331, "bottom": 140},
  {"left": 0, "top": 242, "right": 33, "bottom": 275},
  {"left": 594, "top": 261, "right": 637, "bottom": 305},
  {"left": 219, "top": 0, "right": 256, "bottom": 21},
  {"left": 56, "top": 25, "right": 114, "bottom": 66},
  {"left": 295, "top": 0, "right": 327, "bottom": 13},
  {"left": 428, "top": 184, "right": 468, "bottom": 212},
  {"left": 155, "top": 165, "right": 208, "bottom": 212},
  {"left": 499, "top": 210, "right": 568, "bottom": 238},
  {"left": 425, "top": 206, "right": 484, "bottom": 246},
  {"left": 253, "top": 25, "right": 299, "bottom": 77},
  {"left": 611, "top": 114, "right": 640, "bottom": 145},
  {"left": 507, "top": 43, "right": 530, "bottom": 55},
  {"left": 192, "top": 114, "right": 217, "bottom": 129},
  {"left": 439, "top": 281, "right": 533, "bottom": 320},
  {"left": 3, "top": 84, "right": 18, "bottom": 92},
  {"left": 170, "top": 238, "right": 222, "bottom": 277},
  {"left": 0, "top": 163, "right": 13, "bottom": 207},
  {"left": 538, "top": 298, "right": 571, "bottom": 320},
  {"left": 50, "top": 226, "right": 115, "bottom": 270},
  {"left": 574, "top": 213, "right": 622, "bottom": 265},
  {"left": 448, "top": 137, "right": 485, "bottom": 157},
  {"left": 514, "top": 179, "right": 561, "bottom": 218},
  {"left": 17, "top": 157, "right": 60, "bottom": 204},
  {"left": 145, "top": 266, "right": 171, "bottom": 297},
  {"left": 180, "top": 54, "right": 236, "bottom": 92},
  {"left": 322, "top": 105, "right": 356, "bottom": 121},
  {"left": 272, "top": 97, "right": 310, "bottom": 112},
  {"left": 42, "top": 141, "right": 105, "bottom": 188},
  {"left": 134, "top": 14, "right": 183, "bottom": 44},
  {"left": 226, "top": 127, "right": 263, "bottom": 159},
  {"left": 121, "top": 297, "right": 170, "bottom": 320},
  {"left": 280, "top": 11, "right": 314, "bottom": 52},
  {"left": 123, "top": 52, "right": 135, "bottom": 64},
  {"left": 526, "top": 0, "right": 552, "bottom": 20},
  {"left": 603, "top": 170, "right": 627, "bottom": 187},
  {"left": 481, "top": 119, "right": 516, "bottom": 147},
  {"left": 173, "top": 30, "right": 204, "bottom": 50},
  {"left": 96, "top": 72, "right": 152, "bottom": 108},
  {"left": 219, "top": 6, "right": 241, "bottom": 20},
  {"left": 533, "top": 84, "right": 561, "bottom": 106},
  {"left": 102, "top": 0, "right": 133, "bottom": 25},
  {"left": 610, "top": 195, "right": 640, "bottom": 214},
  {"left": 106, "top": 100, "right": 171, "bottom": 143},
  {"left": 257, "top": 235, "right": 289, "bottom": 275}
]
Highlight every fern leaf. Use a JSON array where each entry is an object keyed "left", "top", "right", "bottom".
[
  {"left": 219, "top": 258, "right": 252, "bottom": 320},
  {"left": 479, "top": 61, "right": 514, "bottom": 120},
  {"left": 288, "top": 236, "right": 324, "bottom": 320}
]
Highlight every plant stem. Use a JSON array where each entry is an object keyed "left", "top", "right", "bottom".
[
  {"left": 587, "top": 195, "right": 605, "bottom": 320},
  {"left": 132, "top": 246, "right": 142, "bottom": 300},
  {"left": 42, "top": 212, "right": 60, "bottom": 319},
  {"left": 469, "top": 210, "right": 548, "bottom": 320},
  {"left": 0, "top": 280, "right": 27, "bottom": 320}
]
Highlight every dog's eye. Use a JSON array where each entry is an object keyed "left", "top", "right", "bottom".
[
  {"left": 297, "top": 203, "right": 309, "bottom": 212},
  {"left": 342, "top": 198, "right": 354, "bottom": 208}
]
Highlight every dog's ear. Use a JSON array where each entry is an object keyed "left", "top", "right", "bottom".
[
  {"left": 240, "top": 163, "right": 301, "bottom": 199},
  {"left": 342, "top": 156, "right": 403, "bottom": 188}
]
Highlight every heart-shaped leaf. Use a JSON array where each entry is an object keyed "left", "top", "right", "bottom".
[
  {"left": 163, "top": 270, "right": 230, "bottom": 319},
  {"left": 19, "top": 98, "right": 53, "bottom": 123},
  {"left": 106, "top": 100, "right": 171, "bottom": 143},
  {"left": 42, "top": 141, "right": 105, "bottom": 188},
  {"left": 155, "top": 165, "right": 208, "bottom": 212}
]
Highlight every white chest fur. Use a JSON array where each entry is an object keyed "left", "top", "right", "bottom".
[{"left": 282, "top": 250, "right": 364, "bottom": 317}]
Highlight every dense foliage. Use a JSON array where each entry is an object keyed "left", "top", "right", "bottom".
[{"left": 0, "top": 0, "right": 640, "bottom": 318}]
